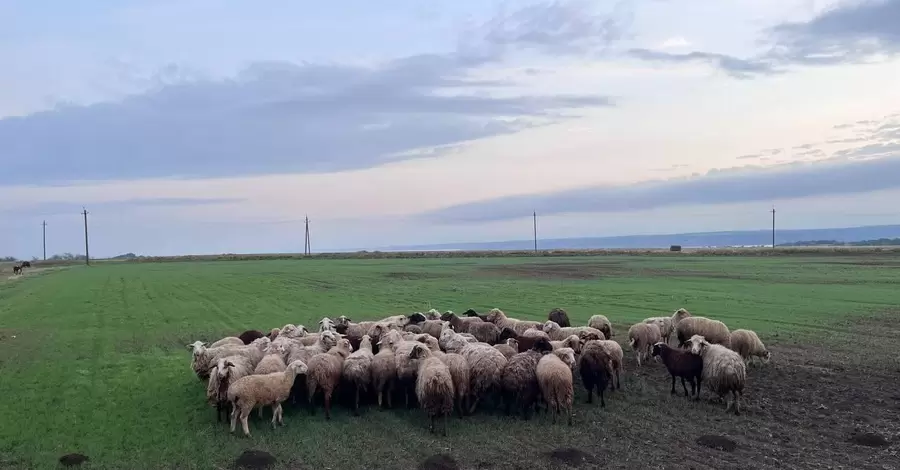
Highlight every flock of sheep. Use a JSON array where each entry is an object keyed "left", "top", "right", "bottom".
[{"left": 186, "top": 307, "right": 770, "bottom": 437}]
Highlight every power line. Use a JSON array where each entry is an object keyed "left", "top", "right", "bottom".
[
  {"left": 771, "top": 206, "right": 776, "bottom": 249},
  {"left": 42, "top": 220, "right": 47, "bottom": 261},
  {"left": 533, "top": 211, "right": 538, "bottom": 254},
  {"left": 82, "top": 208, "right": 90, "bottom": 266},
  {"left": 304, "top": 215, "right": 311, "bottom": 256}
]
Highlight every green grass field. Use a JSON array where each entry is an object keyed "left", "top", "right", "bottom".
[{"left": 1, "top": 255, "right": 898, "bottom": 469}]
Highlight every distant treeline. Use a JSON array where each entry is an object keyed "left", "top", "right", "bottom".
[{"left": 779, "top": 238, "right": 900, "bottom": 247}]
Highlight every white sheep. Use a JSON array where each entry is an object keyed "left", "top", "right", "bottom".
[
  {"left": 627, "top": 322, "right": 661, "bottom": 366},
  {"left": 729, "top": 329, "right": 770, "bottom": 365},
  {"left": 409, "top": 344, "right": 455, "bottom": 435},
  {"left": 342, "top": 334, "right": 375, "bottom": 415},
  {"left": 687, "top": 334, "right": 747, "bottom": 415},
  {"left": 227, "top": 360, "right": 309, "bottom": 437},
  {"left": 642, "top": 316, "right": 674, "bottom": 344},
  {"left": 536, "top": 347, "right": 575, "bottom": 425},
  {"left": 210, "top": 336, "right": 244, "bottom": 348},
  {"left": 542, "top": 321, "right": 605, "bottom": 341}
]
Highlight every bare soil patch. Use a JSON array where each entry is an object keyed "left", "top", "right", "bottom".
[
  {"left": 235, "top": 450, "right": 276, "bottom": 469},
  {"left": 418, "top": 454, "right": 460, "bottom": 470},
  {"left": 58, "top": 453, "right": 89, "bottom": 466},
  {"left": 696, "top": 435, "right": 737, "bottom": 452},
  {"left": 545, "top": 448, "right": 597, "bottom": 467},
  {"left": 848, "top": 432, "right": 890, "bottom": 447},
  {"left": 384, "top": 271, "right": 454, "bottom": 281},
  {"left": 478, "top": 262, "right": 629, "bottom": 280}
]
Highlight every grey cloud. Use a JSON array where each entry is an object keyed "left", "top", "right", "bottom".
[
  {"left": 626, "top": 49, "right": 777, "bottom": 79},
  {"left": 0, "top": 197, "right": 241, "bottom": 217},
  {"left": 793, "top": 143, "right": 815, "bottom": 150},
  {"left": 768, "top": 0, "right": 900, "bottom": 64},
  {"left": 418, "top": 155, "right": 900, "bottom": 223},
  {"left": 737, "top": 154, "right": 760, "bottom": 160},
  {"left": 0, "top": 1, "right": 622, "bottom": 185}
]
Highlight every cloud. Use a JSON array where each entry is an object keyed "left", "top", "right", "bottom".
[
  {"left": 0, "top": 1, "right": 622, "bottom": 186},
  {"left": 768, "top": 0, "right": 900, "bottom": 65},
  {"left": 626, "top": 48, "right": 777, "bottom": 79},
  {"left": 418, "top": 155, "right": 900, "bottom": 223},
  {"left": 0, "top": 197, "right": 241, "bottom": 217},
  {"left": 659, "top": 36, "right": 691, "bottom": 49}
]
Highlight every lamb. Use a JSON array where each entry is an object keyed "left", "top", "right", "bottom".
[
  {"left": 493, "top": 338, "right": 519, "bottom": 360},
  {"left": 498, "top": 327, "right": 552, "bottom": 353},
  {"left": 440, "top": 311, "right": 483, "bottom": 334},
  {"left": 342, "top": 334, "right": 375, "bottom": 416},
  {"left": 227, "top": 359, "right": 309, "bottom": 437},
  {"left": 628, "top": 322, "right": 661, "bottom": 366},
  {"left": 485, "top": 308, "right": 542, "bottom": 335},
  {"left": 500, "top": 337, "right": 554, "bottom": 419},
  {"left": 306, "top": 338, "right": 354, "bottom": 419},
  {"left": 542, "top": 321, "right": 605, "bottom": 342},
  {"left": 651, "top": 342, "right": 703, "bottom": 398},
  {"left": 687, "top": 335, "right": 746, "bottom": 415},
  {"left": 550, "top": 334, "right": 583, "bottom": 354},
  {"left": 409, "top": 344, "right": 455, "bottom": 435},
  {"left": 578, "top": 340, "right": 613, "bottom": 407},
  {"left": 459, "top": 342, "right": 508, "bottom": 414},
  {"left": 210, "top": 336, "right": 244, "bottom": 348},
  {"left": 238, "top": 330, "right": 266, "bottom": 345},
  {"left": 729, "top": 329, "right": 770, "bottom": 364},
  {"left": 587, "top": 314, "right": 613, "bottom": 339},
  {"left": 675, "top": 317, "right": 730, "bottom": 348},
  {"left": 536, "top": 348, "right": 576, "bottom": 425},
  {"left": 372, "top": 335, "right": 398, "bottom": 409},
  {"left": 206, "top": 355, "right": 253, "bottom": 423},
  {"left": 642, "top": 316, "right": 674, "bottom": 344},
  {"left": 547, "top": 308, "right": 571, "bottom": 328},
  {"left": 597, "top": 340, "right": 624, "bottom": 390}
]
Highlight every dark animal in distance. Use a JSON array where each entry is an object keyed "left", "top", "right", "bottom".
[
  {"left": 21, "top": 261, "right": 31, "bottom": 268},
  {"left": 12, "top": 265, "right": 22, "bottom": 275}
]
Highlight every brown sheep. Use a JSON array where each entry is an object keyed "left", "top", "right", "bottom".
[
  {"left": 410, "top": 344, "right": 455, "bottom": 435},
  {"left": 628, "top": 322, "right": 661, "bottom": 366},
  {"left": 547, "top": 308, "right": 571, "bottom": 328},
  {"left": 675, "top": 317, "right": 730, "bottom": 348},
  {"left": 500, "top": 337, "right": 554, "bottom": 419},
  {"left": 729, "top": 329, "right": 770, "bottom": 364},
  {"left": 305, "top": 338, "right": 353, "bottom": 420},
  {"left": 536, "top": 348, "right": 576, "bottom": 425}
]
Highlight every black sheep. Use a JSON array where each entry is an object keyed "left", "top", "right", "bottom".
[{"left": 651, "top": 342, "right": 703, "bottom": 398}]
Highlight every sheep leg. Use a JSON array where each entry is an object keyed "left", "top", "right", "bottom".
[
  {"left": 324, "top": 390, "right": 333, "bottom": 420},
  {"left": 258, "top": 406, "right": 264, "bottom": 419},
  {"left": 681, "top": 377, "right": 690, "bottom": 396},
  {"left": 585, "top": 384, "right": 594, "bottom": 404},
  {"left": 240, "top": 409, "right": 251, "bottom": 437},
  {"left": 443, "top": 413, "right": 448, "bottom": 437},
  {"left": 229, "top": 405, "right": 238, "bottom": 433},
  {"left": 468, "top": 395, "right": 481, "bottom": 414},
  {"left": 353, "top": 388, "right": 361, "bottom": 417},
  {"left": 385, "top": 381, "right": 394, "bottom": 409},
  {"left": 694, "top": 377, "right": 702, "bottom": 400},
  {"left": 377, "top": 387, "right": 383, "bottom": 409},
  {"left": 458, "top": 396, "right": 466, "bottom": 419},
  {"left": 670, "top": 375, "right": 677, "bottom": 395},
  {"left": 271, "top": 404, "right": 279, "bottom": 429},
  {"left": 429, "top": 415, "right": 435, "bottom": 434},
  {"left": 733, "top": 390, "right": 742, "bottom": 415},
  {"left": 599, "top": 387, "right": 606, "bottom": 408}
]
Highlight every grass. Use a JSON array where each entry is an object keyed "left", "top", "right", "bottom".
[{"left": 0, "top": 255, "right": 898, "bottom": 469}]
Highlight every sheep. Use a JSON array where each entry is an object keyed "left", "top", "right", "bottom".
[
  {"left": 189, "top": 343, "right": 264, "bottom": 380},
  {"left": 342, "top": 334, "right": 375, "bottom": 416},
  {"left": 587, "top": 314, "right": 613, "bottom": 339},
  {"left": 372, "top": 335, "right": 398, "bottom": 409},
  {"left": 493, "top": 338, "right": 519, "bottom": 360},
  {"left": 459, "top": 343, "right": 508, "bottom": 414},
  {"left": 466, "top": 320, "right": 501, "bottom": 344},
  {"left": 463, "top": 308, "right": 490, "bottom": 322},
  {"left": 318, "top": 317, "right": 336, "bottom": 332},
  {"left": 393, "top": 332, "right": 427, "bottom": 408},
  {"left": 408, "top": 312, "right": 428, "bottom": 324},
  {"left": 227, "top": 359, "right": 309, "bottom": 437},
  {"left": 521, "top": 326, "right": 550, "bottom": 339},
  {"left": 628, "top": 322, "right": 661, "bottom": 366},
  {"left": 437, "top": 352, "right": 470, "bottom": 419},
  {"left": 205, "top": 355, "right": 253, "bottom": 423},
  {"left": 498, "top": 327, "right": 551, "bottom": 353},
  {"left": 305, "top": 338, "right": 354, "bottom": 420},
  {"left": 687, "top": 335, "right": 747, "bottom": 415},
  {"left": 536, "top": 348, "right": 576, "bottom": 425},
  {"left": 729, "top": 329, "right": 770, "bottom": 365},
  {"left": 440, "top": 311, "right": 483, "bottom": 334},
  {"left": 597, "top": 340, "right": 624, "bottom": 390},
  {"left": 542, "top": 321, "right": 605, "bottom": 342},
  {"left": 335, "top": 318, "right": 377, "bottom": 351},
  {"left": 267, "top": 328, "right": 281, "bottom": 340},
  {"left": 500, "top": 337, "right": 554, "bottom": 419},
  {"left": 420, "top": 320, "right": 448, "bottom": 339},
  {"left": 651, "top": 342, "right": 703, "bottom": 398},
  {"left": 425, "top": 309, "right": 443, "bottom": 320},
  {"left": 278, "top": 324, "right": 309, "bottom": 339},
  {"left": 253, "top": 343, "right": 288, "bottom": 375},
  {"left": 287, "top": 330, "right": 338, "bottom": 365},
  {"left": 403, "top": 324, "right": 423, "bottom": 334},
  {"left": 671, "top": 307, "right": 692, "bottom": 325},
  {"left": 409, "top": 344, "right": 455, "bottom": 435},
  {"left": 210, "top": 336, "right": 244, "bottom": 348},
  {"left": 550, "top": 334, "right": 583, "bottom": 354},
  {"left": 439, "top": 328, "right": 472, "bottom": 354},
  {"left": 238, "top": 330, "right": 266, "bottom": 345},
  {"left": 578, "top": 340, "right": 613, "bottom": 407},
  {"left": 643, "top": 316, "right": 675, "bottom": 344},
  {"left": 547, "top": 308, "right": 571, "bottom": 328},
  {"left": 485, "top": 308, "right": 542, "bottom": 335},
  {"left": 675, "top": 317, "right": 731, "bottom": 348}
]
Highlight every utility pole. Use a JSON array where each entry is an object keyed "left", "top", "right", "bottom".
[
  {"left": 42, "top": 220, "right": 47, "bottom": 261},
  {"left": 82, "top": 208, "right": 90, "bottom": 265},
  {"left": 771, "top": 206, "right": 776, "bottom": 249},
  {"left": 304, "top": 215, "right": 311, "bottom": 256},
  {"left": 533, "top": 211, "right": 538, "bottom": 253}
]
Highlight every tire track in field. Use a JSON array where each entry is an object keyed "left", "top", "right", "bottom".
[{"left": 179, "top": 281, "right": 245, "bottom": 332}]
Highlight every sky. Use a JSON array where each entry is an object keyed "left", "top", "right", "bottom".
[{"left": 2, "top": 0, "right": 900, "bottom": 257}]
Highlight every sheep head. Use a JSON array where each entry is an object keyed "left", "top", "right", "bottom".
[
  {"left": 554, "top": 347, "right": 576, "bottom": 368},
  {"left": 408, "top": 344, "right": 430, "bottom": 360},
  {"left": 485, "top": 308, "right": 506, "bottom": 323},
  {"left": 687, "top": 335, "right": 709, "bottom": 355},
  {"left": 672, "top": 308, "right": 692, "bottom": 323},
  {"left": 251, "top": 336, "right": 271, "bottom": 351},
  {"left": 762, "top": 350, "right": 772, "bottom": 363},
  {"left": 542, "top": 320, "right": 560, "bottom": 334},
  {"left": 651, "top": 342, "right": 666, "bottom": 358},
  {"left": 531, "top": 337, "right": 554, "bottom": 354},
  {"left": 506, "top": 338, "right": 519, "bottom": 349},
  {"left": 497, "top": 327, "right": 517, "bottom": 342},
  {"left": 439, "top": 311, "right": 456, "bottom": 322},
  {"left": 335, "top": 315, "right": 352, "bottom": 327},
  {"left": 319, "top": 330, "right": 339, "bottom": 349},
  {"left": 579, "top": 330, "right": 604, "bottom": 342},
  {"left": 359, "top": 334, "right": 373, "bottom": 351},
  {"left": 463, "top": 308, "right": 479, "bottom": 317},
  {"left": 287, "top": 360, "right": 309, "bottom": 376},
  {"left": 408, "top": 312, "right": 427, "bottom": 324},
  {"left": 318, "top": 317, "right": 336, "bottom": 332}
]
